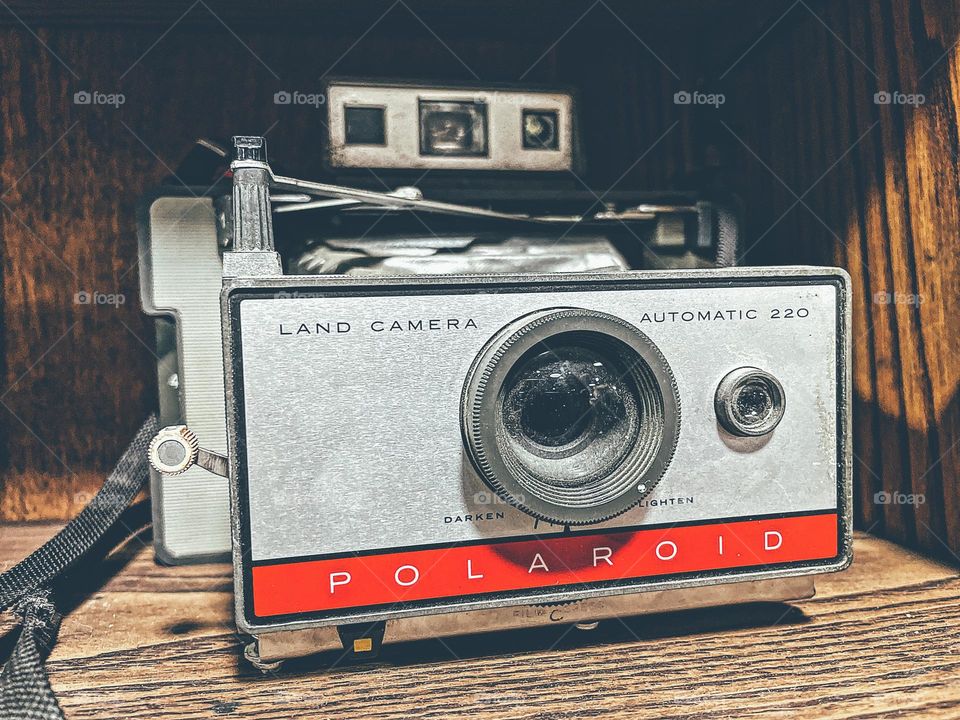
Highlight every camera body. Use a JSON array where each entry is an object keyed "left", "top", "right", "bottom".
[
  {"left": 141, "top": 82, "right": 851, "bottom": 668},
  {"left": 221, "top": 266, "right": 850, "bottom": 668},
  {"left": 139, "top": 81, "right": 741, "bottom": 563}
]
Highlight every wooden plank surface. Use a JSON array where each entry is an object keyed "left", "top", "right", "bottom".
[{"left": 2, "top": 524, "right": 959, "bottom": 718}]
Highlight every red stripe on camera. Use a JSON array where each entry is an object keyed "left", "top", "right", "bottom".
[{"left": 251, "top": 513, "right": 839, "bottom": 617}]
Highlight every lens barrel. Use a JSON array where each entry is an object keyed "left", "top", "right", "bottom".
[{"left": 462, "top": 308, "right": 680, "bottom": 525}]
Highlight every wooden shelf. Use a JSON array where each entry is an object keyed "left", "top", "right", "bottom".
[{"left": 2, "top": 525, "right": 958, "bottom": 718}]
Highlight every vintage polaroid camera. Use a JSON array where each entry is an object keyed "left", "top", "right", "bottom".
[
  {"left": 139, "top": 81, "right": 743, "bottom": 563},
  {"left": 141, "top": 81, "right": 852, "bottom": 669}
]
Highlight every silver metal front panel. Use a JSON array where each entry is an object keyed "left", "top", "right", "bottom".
[{"left": 236, "top": 278, "right": 842, "bottom": 563}]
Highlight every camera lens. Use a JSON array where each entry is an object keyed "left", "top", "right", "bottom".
[
  {"left": 502, "top": 345, "right": 636, "bottom": 465},
  {"left": 511, "top": 352, "right": 594, "bottom": 447},
  {"left": 497, "top": 336, "right": 645, "bottom": 493},
  {"left": 462, "top": 309, "right": 680, "bottom": 525}
]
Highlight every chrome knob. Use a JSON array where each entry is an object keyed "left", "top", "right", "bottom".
[
  {"left": 148, "top": 425, "right": 199, "bottom": 475},
  {"left": 715, "top": 367, "right": 785, "bottom": 437},
  {"left": 148, "top": 425, "right": 228, "bottom": 478}
]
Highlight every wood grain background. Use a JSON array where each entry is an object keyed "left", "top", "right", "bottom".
[
  {"left": 720, "top": 0, "right": 960, "bottom": 560},
  {"left": 0, "top": 0, "right": 958, "bottom": 562}
]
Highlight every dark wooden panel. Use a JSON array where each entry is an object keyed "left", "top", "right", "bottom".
[
  {"left": 720, "top": 0, "right": 960, "bottom": 560},
  {"left": 0, "top": 7, "right": 700, "bottom": 519},
  {"left": 0, "top": 1, "right": 797, "bottom": 38}
]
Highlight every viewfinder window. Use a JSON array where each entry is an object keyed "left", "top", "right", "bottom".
[
  {"left": 344, "top": 105, "right": 386, "bottom": 145},
  {"left": 418, "top": 100, "right": 487, "bottom": 157}
]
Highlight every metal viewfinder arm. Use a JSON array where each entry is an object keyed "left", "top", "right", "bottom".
[{"left": 232, "top": 135, "right": 696, "bottom": 226}]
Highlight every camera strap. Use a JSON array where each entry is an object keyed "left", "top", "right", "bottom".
[{"left": 0, "top": 414, "right": 158, "bottom": 720}]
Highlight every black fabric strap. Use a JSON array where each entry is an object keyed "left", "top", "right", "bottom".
[
  {"left": 0, "top": 414, "right": 158, "bottom": 720},
  {"left": 0, "top": 594, "right": 62, "bottom": 720}
]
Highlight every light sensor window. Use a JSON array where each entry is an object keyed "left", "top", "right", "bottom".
[
  {"left": 418, "top": 100, "right": 487, "bottom": 157},
  {"left": 714, "top": 367, "right": 786, "bottom": 437},
  {"left": 522, "top": 109, "right": 559, "bottom": 150}
]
